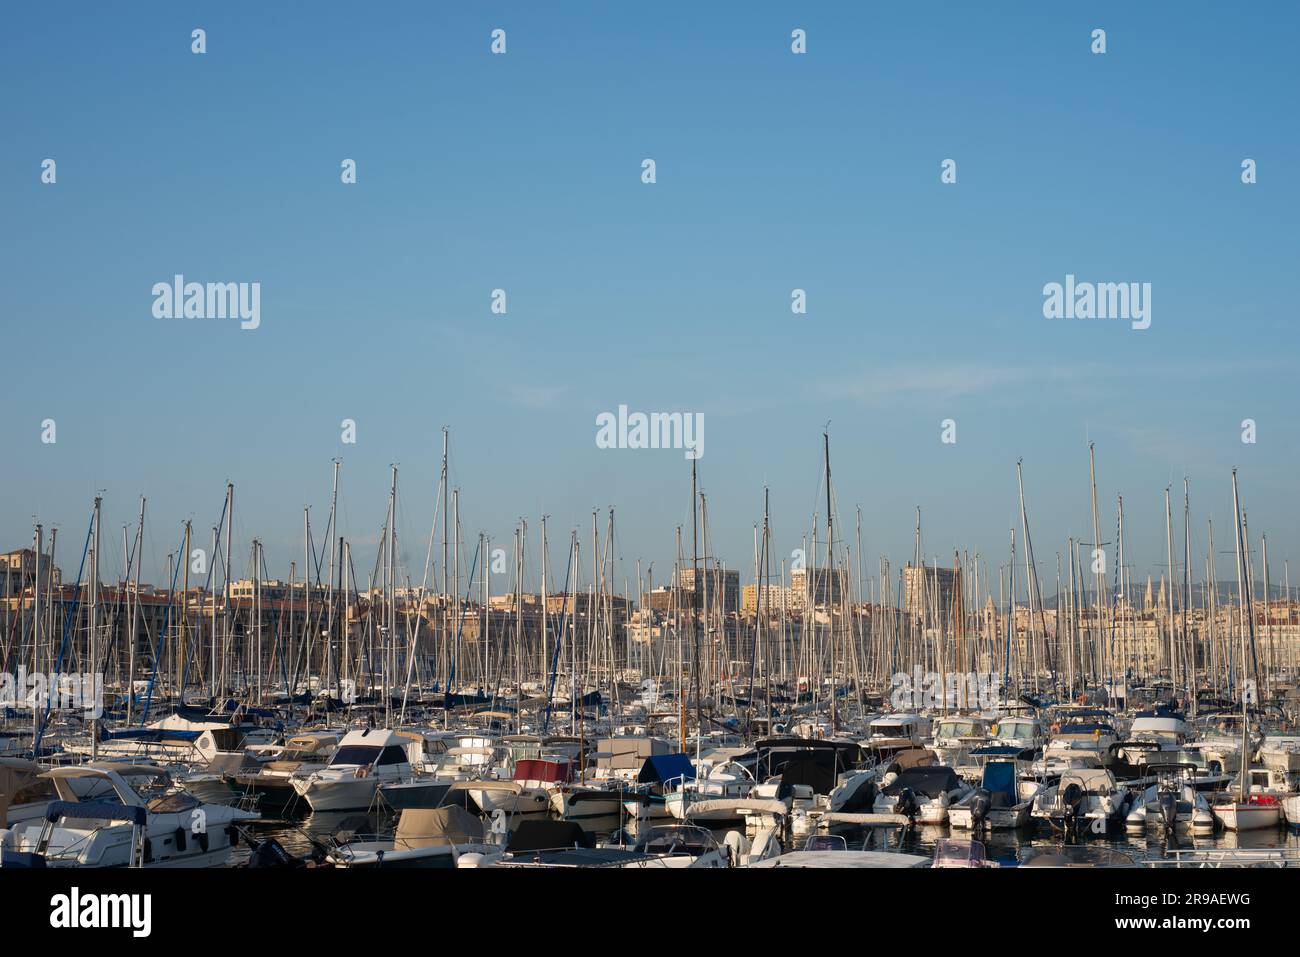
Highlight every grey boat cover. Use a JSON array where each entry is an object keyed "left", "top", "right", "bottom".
[
  {"left": 395, "top": 805, "right": 484, "bottom": 849},
  {"left": 881, "top": 766, "right": 962, "bottom": 798}
]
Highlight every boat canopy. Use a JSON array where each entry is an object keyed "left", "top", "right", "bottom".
[
  {"left": 515, "top": 758, "right": 573, "bottom": 784},
  {"left": 637, "top": 753, "right": 696, "bottom": 786},
  {"left": 980, "top": 761, "right": 1016, "bottom": 798},
  {"left": 45, "top": 799, "right": 147, "bottom": 827},
  {"left": 506, "top": 819, "right": 593, "bottom": 853},
  {"left": 1059, "top": 768, "right": 1117, "bottom": 794},
  {"left": 882, "top": 766, "right": 962, "bottom": 798},
  {"left": 395, "top": 806, "right": 483, "bottom": 849},
  {"left": 97, "top": 727, "right": 202, "bottom": 743},
  {"left": 969, "top": 745, "right": 1034, "bottom": 760}
]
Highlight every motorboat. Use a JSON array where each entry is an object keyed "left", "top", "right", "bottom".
[
  {"left": 2, "top": 765, "right": 257, "bottom": 867},
  {"left": 290, "top": 728, "right": 414, "bottom": 812},
  {"left": 1042, "top": 708, "right": 1119, "bottom": 768},
  {"left": 990, "top": 713, "right": 1045, "bottom": 751},
  {"left": 549, "top": 782, "right": 623, "bottom": 819},
  {"left": 618, "top": 824, "right": 732, "bottom": 868},
  {"left": 1127, "top": 705, "right": 1193, "bottom": 748},
  {"left": 748, "top": 737, "right": 876, "bottom": 815},
  {"left": 1032, "top": 767, "right": 1129, "bottom": 836},
  {"left": 873, "top": 765, "right": 971, "bottom": 825},
  {"left": 226, "top": 731, "right": 341, "bottom": 814},
  {"left": 327, "top": 805, "right": 500, "bottom": 868},
  {"left": 949, "top": 752, "right": 1041, "bottom": 830},
  {"left": 1124, "top": 764, "right": 1216, "bottom": 837},
  {"left": 622, "top": 752, "right": 695, "bottom": 819},
  {"left": 929, "top": 715, "right": 995, "bottom": 768},
  {"left": 466, "top": 757, "right": 574, "bottom": 818},
  {"left": 866, "top": 714, "right": 930, "bottom": 748},
  {"left": 379, "top": 741, "right": 507, "bottom": 811},
  {"left": 665, "top": 760, "right": 755, "bottom": 821},
  {"left": 1212, "top": 792, "right": 1282, "bottom": 832}
]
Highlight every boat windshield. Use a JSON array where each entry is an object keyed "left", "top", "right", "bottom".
[
  {"left": 635, "top": 826, "right": 716, "bottom": 856},
  {"left": 330, "top": 745, "right": 381, "bottom": 767}
]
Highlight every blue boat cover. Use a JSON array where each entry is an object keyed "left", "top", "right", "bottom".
[
  {"left": 638, "top": 753, "right": 696, "bottom": 785},
  {"left": 981, "top": 761, "right": 1016, "bottom": 798},
  {"left": 98, "top": 727, "right": 202, "bottom": 742},
  {"left": 46, "top": 800, "right": 147, "bottom": 826}
]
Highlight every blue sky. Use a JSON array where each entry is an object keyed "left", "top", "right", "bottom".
[{"left": 2, "top": 2, "right": 1297, "bottom": 596}]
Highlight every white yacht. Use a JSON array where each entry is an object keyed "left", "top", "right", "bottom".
[
  {"left": 3, "top": 765, "right": 258, "bottom": 867},
  {"left": 291, "top": 728, "right": 414, "bottom": 812}
]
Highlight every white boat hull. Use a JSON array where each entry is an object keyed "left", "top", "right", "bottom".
[
  {"left": 1214, "top": 802, "right": 1281, "bottom": 832},
  {"left": 1284, "top": 795, "right": 1300, "bottom": 827},
  {"left": 292, "top": 775, "right": 379, "bottom": 812}
]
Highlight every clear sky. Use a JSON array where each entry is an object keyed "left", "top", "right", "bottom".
[{"left": 3, "top": 2, "right": 1297, "bottom": 597}]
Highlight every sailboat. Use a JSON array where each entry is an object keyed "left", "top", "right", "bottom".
[{"left": 1211, "top": 470, "right": 1281, "bottom": 832}]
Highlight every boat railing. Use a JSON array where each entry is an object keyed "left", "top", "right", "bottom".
[{"left": 1146, "top": 847, "right": 1300, "bottom": 868}]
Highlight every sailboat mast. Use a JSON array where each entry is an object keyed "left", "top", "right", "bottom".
[{"left": 824, "top": 432, "right": 836, "bottom": 730}]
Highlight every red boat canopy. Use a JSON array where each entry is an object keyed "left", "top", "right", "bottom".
[{"left": 514, "top": 759, "right": 573, "bottom": 783}]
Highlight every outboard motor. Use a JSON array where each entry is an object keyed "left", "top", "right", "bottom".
[
  {"left": 1157, "top": 788, "right": 1178, "bottom": 830},
  {"left": 244, "top": 837, "right": 306, "bottom": 869},
  {"left": 1060, "top": 782, "right": 1084, "bottom": 836},
  {"left": 893, "top": 787, "right": 919, "bottom": 819},
  {"left": 1157, "top": 788, "right": 1179, "bottom": 846},
  {"left": 969, "top": 788, "right": 992, "bottom": 830}
]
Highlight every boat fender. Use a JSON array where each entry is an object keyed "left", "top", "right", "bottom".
[
  {"left": 197, "top": 829, "right": 210, "bottom": 853},
  {"left": 174, "top": 827, "right": 187, "bottom": 852}
]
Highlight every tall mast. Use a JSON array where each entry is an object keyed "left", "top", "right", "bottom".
[
  {"left": 1183, "top": 479, "right": 1195, "bottom": 715},
  {"left": 441, "top": 429, "right": 450, "bottom": 690},
  {"left": 1230, "top": 469, "right": 1253, "bottom": 802},
  {"left": 223, "top": 482, "right": 234, "bottom": 699},
  {"left": 1164, "top": 487, "right": 1177, "bottom": 695},
  {"left": 326, "top": 461, "right": 340, "bottom": 685},
  {"left": 824, "top": 431, "right": 837, "bottom": 730},
  {"left": 90, "top": 495, "right": 102, "bottom": 759},
  {"left": 691, "top": 459, "right": 702, "bottom": 743},
  {"left": 180, "top": 519, "right": 191, "bottom": 699},
  {"left": 127, "top": 496, "right": 145, "bottom": 723},
  {"left": 210, "top": 525, "right": 219, "bottom": 701},
  {"left": 1088, "top": 443, "right": 1103, "bottom": 698}
]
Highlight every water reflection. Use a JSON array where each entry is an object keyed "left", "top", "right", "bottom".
[{"left": 235, "top": 803, "right": 1300, "bottom": 867}]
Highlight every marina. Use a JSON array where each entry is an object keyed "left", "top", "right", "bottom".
[
  {"left": 3, "top": 441, "right": 1299, "bottom": 874},
  {"left": 4, "top": 1, "right": 1296, "bottom": 940}
]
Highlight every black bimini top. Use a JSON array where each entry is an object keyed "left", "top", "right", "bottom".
[
  {"left": 505, "top": 819, "right": 594, "bottom": 853},
  {"left": 881, "top": 767, "right": 962, "bottom": 798}
]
